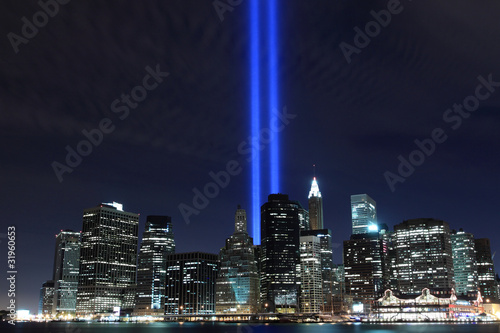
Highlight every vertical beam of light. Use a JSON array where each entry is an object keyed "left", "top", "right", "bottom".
[
  {"left": 268, "top": 0, "right": 279, "bottom": 194},
  {"left": 250, "top": 0, "right": 261, "bottom": 244}
]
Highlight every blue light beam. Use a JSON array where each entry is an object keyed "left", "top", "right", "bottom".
[
  {"left": 268, "top": 0, "right": 279, "bottom": 194},
  {"left": 250, "top": 0, "right": 261, "bottom": 243}
]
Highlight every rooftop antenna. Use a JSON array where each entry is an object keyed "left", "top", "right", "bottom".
[{"left": 313, "top": 164, "right": 316, "bottom": 178}]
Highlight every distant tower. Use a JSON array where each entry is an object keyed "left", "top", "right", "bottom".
[
  {"left": 134, "top": 216, "right": 175, "bottom": 316},
  {"left": 351, "top": 194, "right": 377, "bottom": 234},
  {"left": 216, "top": 206, "right": 259, "bottom": 314},
  {"left": 76, "top": 202, "right": 139, "bottom": 316},
  {"left": 451, "top": 229, "right": 478, "bottom": 296},
  {"left": 308, "top": 175, "right": 323, "bottom": 230}
]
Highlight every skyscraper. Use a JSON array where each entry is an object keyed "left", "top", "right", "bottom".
[
  {"left": 216, "top": 206, "right": 259, "bottom": 314},
  {"left": 475, "top": 238, "right": 498, "bottom": 301},
  {"left": 52, "top": 230, "right": 81, "bottom": 316},
  {"left": 164, "top": 252, "right": 218, "bottom": 315},
  {"left": 394, "top": 218, "right": 455, "bottom": 294},
  {"left": 308, "top": 177, "right": 323, "bottom": 230},
  {"left": 260, "top": 194, "right": 300, "bottom": 313},
  {"left": 76, "top": 202, "right": 139, "bottom": 316},
  {"left": 343, "top": 232, "right": 387, "bottom": 301},
  {"left": 301, "top": 229, "right": 335, "bottom": 312},
  {"left": 451, "top": 229, "right": 478, "bottom": 296},
  {"left": 38, "top": 280, "right": 55, "bottom": 317},
  {"left": 134, "top": 216, "right": 175, "bottom": 316},
  {"left": 299, "top": 234, "right": 322, "bottom": 313},
  {"left": 351, "top": 194, "right": 377, "bottom": 234}
]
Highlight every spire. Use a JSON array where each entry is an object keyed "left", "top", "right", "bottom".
[
  {"left": 308, "top": 177, "right": 322, "bottom": 199},
  {"left": 234, "top": 206, "right": 247, "bottom": 233}
]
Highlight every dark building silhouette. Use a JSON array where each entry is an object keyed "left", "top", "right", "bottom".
[
  {"left": 475, "top": 238, "right": 498, "bottom": 301},
  {"left": 164, "top": 252, "right": 218, "bottom": 315},
  {"left": 343, "top": 232, "right": 387, "bottom": 302},
  {"left": 260, "top": 194, "right": 301, "bottom": 313}
]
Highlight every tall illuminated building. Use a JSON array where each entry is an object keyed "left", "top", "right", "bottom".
[
  {"left": 52, "top": 230, "right": 81, "bottom": 316},
  {"left": 76, "top": 202, "right": 139, "bottom": 316},
  {"left": 216, "top": 206, "right": 259, "bottom": 314},
  {"left": 308, "top": 177, "right": 323, "bottom": 230},
  {"left": 475, "top": 238, "right": 498, "bottom": 301},
  {"left": 260, "top": 194, "right": 300, "bottom": 313},
  {"left": 394, "top": 218, "right": 455, "bottom": 294},
  {"left": 164, "top": 252, "right": 218, "bottom": 315},
  {"left": 351, "top": 194, "right": 377, "bottom": 234},
  {"left": 134, "top": 216, "right": 175, "bottom": 316},
  {"left": 301, "top": 229, "right": 335, "bottom": 312},
  {"left": 299, "top": 234, "right": 322, "bottom": 313},
  {"left": 450, "top": 229, "right": 478, "bottom": 296}
]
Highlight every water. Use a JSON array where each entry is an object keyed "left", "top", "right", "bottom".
[{"left": 3, "top": 322, "right": 500, "bottom": 333}]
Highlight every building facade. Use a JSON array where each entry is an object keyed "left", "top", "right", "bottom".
[
  {"left": 351, "top": 194, "right": 377, "bottom": 235},
  {"left": 475, "top": 238, "right": 498, "bottom": 301},
  {"left": 451, "top": 229, "right": 478, "bottom": 296},
  {"left": 301, "top": 229, "right": 335, "bottom": 312},
  {"left": 52, "top": 230, "right": 81, "bottom": 316},
  {"left": 134, "top": 215, "right": 175, "bottom": 316},
  {"left": 39, "top": 280, "right": 55, "bottom": 317},
  {"left": 343, "top": 233, "right": 386, "bottom": 302},
  {"left": 260, "top": 194, "right": 301, "bottom": 313},
  {"left": 299, "top": 234, "right": 322, "bottom": 313},
  {"left": 394, "top": 218, "right": 455, "bottom": 294},
  {"left": 216, "top": 206, "right": 259, "bottom": 314},
  {"left": 76, "top": 202, "right": 139, "bottom": 316},
  {"left": 308, "top": 177, "right": 323, "bottom": 230},
  {"left": 164, "top": 252, "right": 218, "bottom": 315}
]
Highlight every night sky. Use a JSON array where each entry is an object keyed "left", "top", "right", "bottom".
[{"left": 1, "top": 0, "right": 500, "bottom": 314}]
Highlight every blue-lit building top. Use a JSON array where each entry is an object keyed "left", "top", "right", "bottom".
[
  {"left": 216, "top": 206, "right": 259, "bottom": 314},
  {"left": 351, "top": 194, "right": 377, "bottom": 235}
]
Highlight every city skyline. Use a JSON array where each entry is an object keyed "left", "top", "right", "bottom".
[
  {"left": 20, "top": 179, "right": 500, "bottom": 314},
  {"left": 2, "top": 0, "right": 500, "bottom": 316}
]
